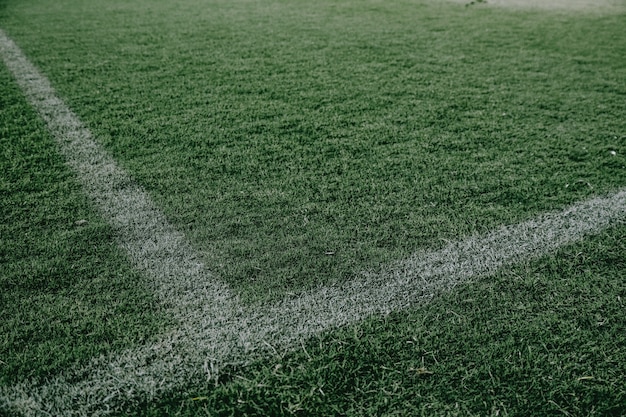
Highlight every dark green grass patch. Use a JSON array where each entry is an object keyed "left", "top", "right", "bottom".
[
  {"left": 1, "top": 0, "right": 624, "bottom": 302},
  {"left": 1, "top": 1, "right": 626, "bottom": 415},
  {"left": 127, "top": 224, "right": 626, "bottom": 417},
  {"left": 0, "top": 65, "right": 169, "bottom": 385}
]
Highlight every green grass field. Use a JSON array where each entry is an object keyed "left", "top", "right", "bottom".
[{"left": 1, "top": 0, "right": 625, "bottom": 415}]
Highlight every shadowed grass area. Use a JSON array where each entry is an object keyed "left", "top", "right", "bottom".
[
  {"left": 0, "top": 64, "right": 169, "bottom": 386},
  {"left": 1, "top": 0, "right": 624, "bottom": 303},
  {"left": 126, "top": 224, "right": 626, "bottom": 416}
]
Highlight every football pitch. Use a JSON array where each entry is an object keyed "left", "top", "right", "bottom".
[{"left": 1, "top": 0, "right": 626, "bottom": 415}]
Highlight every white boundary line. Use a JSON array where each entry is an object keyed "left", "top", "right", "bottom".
[{"left": 1, "top": 28, "right": 625, "bottom": 416}]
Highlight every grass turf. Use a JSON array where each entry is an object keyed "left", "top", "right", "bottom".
[
  {"left": 125, "top": 224, "right": 626, "bottom": 416},
  {"left": 1, "top": 0, "right": 624, "bottom": 303},
  {"left": 0, "top": 63, "right": 169, "bottom": 386},
  {"left": 1, "top": 0, "right": 625, "bottom": 415}
]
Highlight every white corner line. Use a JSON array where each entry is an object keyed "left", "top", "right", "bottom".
[{"left": 1, "top": 27, "right": 625, "bottom": 416}]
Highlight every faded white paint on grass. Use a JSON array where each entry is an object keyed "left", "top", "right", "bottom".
[
  {"left": 1, "top": 28, "right": 625, "bottom": 416},
  {"left": 0, "top": 28, "right": 236, "bottom": 323}
]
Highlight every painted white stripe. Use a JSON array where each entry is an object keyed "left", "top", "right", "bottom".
[
  {"left": 0, "top": 25, "right": 241, "bottom": 416},
  {"left": 0, "top": 28, "right": 235, "bottom": 322},
  {"left": 1, "top": 28, "right": 625, "bottom": 416}
]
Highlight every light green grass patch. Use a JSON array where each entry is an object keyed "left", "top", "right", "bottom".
[{"left": 0, "top": 64, "right": 169, "bottom": 387}]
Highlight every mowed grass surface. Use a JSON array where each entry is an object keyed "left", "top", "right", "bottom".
[
  {"left": 133, "top": 226, "right": 626, "bottom": 416},
  {"left": 0, "top": 64, "right": 168, "bottom": 386},
  {"left": 1, "top": 0, "right": 625, "bottom": 302},
  {"left": 1, "top": 0, "right": 626, "bottom": 415}
]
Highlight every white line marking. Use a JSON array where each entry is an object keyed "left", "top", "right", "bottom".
[
  {"left": 0, "top": 28, "right": 236, "bottom": 322},
  {"left": 1, "top": 28, "right": 625, "bottom": 416}
]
